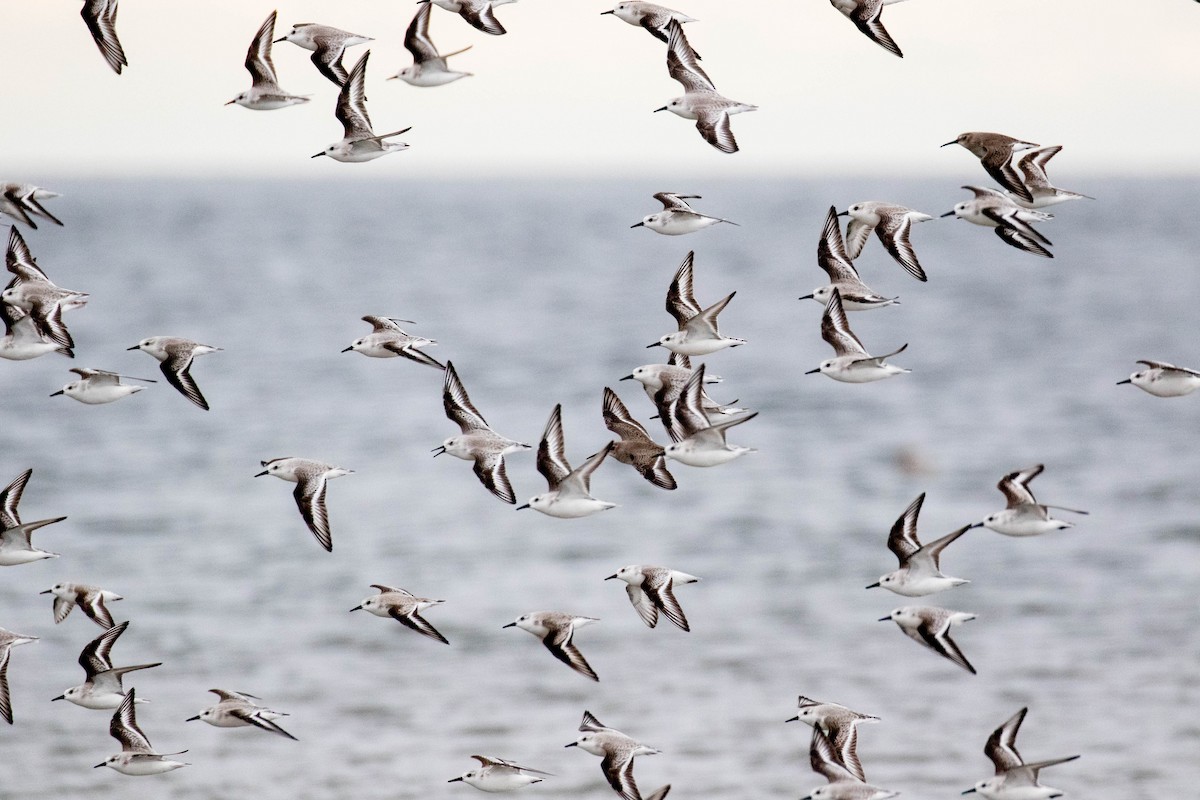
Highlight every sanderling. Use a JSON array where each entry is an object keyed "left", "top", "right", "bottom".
[
  {"left": 879, "top": 605, "right": 977, "bottom": 674},
  {"left": 81, "top": 0, "right": 127, "bottom": 74},
  {"left": 127, "top": 336, "right": 221, "bottom": 410},
  {"left": 601, "top": 388, "right": 676, "bottom": 490},
  {"left": 187, "top": 690, "right": 296, "bottom": 740},
  {"left": 786, "top": 696, "right": 879, "bottom": 784},
  {"left": 425, "top": 0, "right": 516, "bottom": 37},
  {"left": 3, "top": 229, "right": 88, "bottom": 351},
  {"left": 391, "top": 3, "right": 473, "bottom": 86},
  {"left": 656, "top": 20, "right": 756, "bottom": 154},
  {"left": 621, "top": 352, "right": 733, "bottom": 421},
  {"left": 942, "top": 186, "right": 1055, "bottom": 258},
  {"left": 256, "top": 458, "right": 354, "bottom": 552},
  {"left": 227, "top": 11, "right": 310, "bottom": 110},
  {"left": 866, "top": 493, "right": 970, "bottom": 597},
  {"left": 602, "top": 2, "right": 696, "bottom": 47},
  {"left": 972, "top": 464, "right": 1087, "bottom": 537},
  {"left": 313, "top": 52, "right": 411, "bottom": 162},
  {"left": 1009, "top": 146, "right": 1093, "bottom": 209},
  {"left": 517, "top": 406, "right": 616, "bottom": 518},
  {"left": 839, "top": 201, "right": 932, "bottom": 281},
  {"left": 964, "top": 707, "right": 1080, "bottom": 799},
  {"left": 631, "top": 192, "right": 736, "bottom": 235},
  {"left": 942, "top": 132, "right": 1039, "bottom": 203},
  {"left": 802, "top": 726, "right": 898, "bottom": 800},
  {"left": 606, "top": 565, "right": 698, "bottom": 631},
  {"left": 829, "top": 0, "right": 910, "bottom": 58},
  {"left": 275, "top": 21, "right": 371, "bottom": 86},
  {"left": 342, "top": 315, "right": 444, "bottom": 368},
  {"left": 661, "top": 364, "right": 757, "bottom": 467},
  {"left": 567, "top": 711, "right": 661, "bottom": 800},
  {"left": 448, "top": 755, "right": 552, "bottom": 792},
  {"left": 800, "top": 206, "right": 898, "bottom": 311},
  {"left": 351, "top": 585, "right": 449, "bottom": 644},
  {"left": 806, "top": 289, "right": 908, "bottom": 382},
  {"left": 649, "top": 251, "right": 745, "bottom": 355},
  {"left": 436, "top": 362, "right": 532, "bottom": 504},
  {"left": 504, "top": 612, "right": 600, "bottom": 681},
  {"left": 40, "top": 582, "right": 123, "bottom": 628},
  {"left": 0, "top": 302, "right": 71, "bottom": 360},
  {"left": 0, "top": 628, "right": 37, "bottom": 724},
  {"left": 95, "top": 688, "right": 189, "bottom": 775},
  {"left": 1118, "top": 360, "right": 1200, "bottom": 397},
  {"left": 51, "top": 368, "right": 155, "bottom": 405},
  {"left": 1, "top": 183, "right": 63, "bottom": 228},
  {"left": 54, "top": 621, "right": 161, "bottom": 710},
  {"left": 0, "top": 467, "right": 66, "bottom": 566}
]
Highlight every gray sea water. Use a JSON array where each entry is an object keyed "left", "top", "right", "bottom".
[{"left": 1, "top": 177, "right": 1198, "bottom": 799}]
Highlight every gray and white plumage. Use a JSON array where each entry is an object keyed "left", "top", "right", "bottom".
[
  {"left": 0, "top": 628, "right": 37, "bottom": 724},
  {"left": 621, "top": 352, "right": 736, "bottom": 422},
  {"left": 128, "top": 336, "right": 221, "bottom": 410},
  {"left": 606, "top": 565, "right": 698, "bottom": 631},
  {"left": 313, "top": 51, "right": 411, "bottom": 162},
  {"left": 866, "top": 493, "right": 970, "bottom": 597},
  {"left": 601, "top": 388, "right": 676, "bottom": 490},
  {"left": 0, "top": 301, "right": 70, "bottom": 360},
  {"left": 650, "top": 250, "right": 745, "bottom": 355},
  {"left": 448, "top": 754, "right": 552, "bottom": 792},
  {"left": 40, "top": 582, "right": 123, "bottom": 628},
  {"left": 186, "top": 689, "right": 296, "bottom": 740},
  {"left": 436, "top": 361, "right": 531, "bottom": 504},
  {"left": 800, "top": 206, "right": 897, "bottom": 311},
  {"left": 517, "top": 405, "right": 616, "bottom": 518},
  {"left": 656, "top": 20, "right": 756, "bottom": 154},
  {"left": 840, "top": 201, "right": 932, "bottom": 281},
  {"left": 504, "top": 612, "right": 600, "bottom": 682},
  {"left": 274, "top": 22, "right": 372, "bottom": 87},
  {"left": 942, "top": 132, "right": 1039, "bottom": 203},
  {"left": 829, "top": 0, "right": 911, "bottom": 59},
  {"left": 1009, "top": 145, "right": 1093, "bottom": 209},
  {"left": 786, "top": 696, "right": 879, "bottom": 784},
  {"left": 1118, "top": 359, "right": 1200, "bottom": 397},
  {"left": 602, "top": 2, "right": 697, "bottom": 47},
  {"left": 426, "top": 0, "right": 515, "bottom": 37},
  {"left": 3, "top": 228, "right": 88, "bottom": 352},
  {"left": 392, "top": 3, "right": 473, "bottom": 86},
  {"left": 51, "top": 367, "right": 155, "bottom": 404},
  {"left": 255, "top": 458, "right": 354, "bottom": 552},
  {"left": 81, "top": 0, "right": 127, "bottom": 74},
  {"left": 973, "top": 464, "right": 1087, "bottom": 537},
  {"left": 342, "top": 315, "right": 444, "bottom": 368},
  {"left": 801, "top": 726, "right": 899, "bottom": 800},
  {"left": 879, "top": 605, "right": 978, "bottom": 674},
  {"left": 54, "top": 621, "right": 161, "bottom": 710},
  {"left": 660, "top": 364, "right": 757, "bottom": 467},
  {"left": 964, "top": 707, "right": 1080, "bottom": 799},
  {"left": 806, "top": 289, "right": 908, "bottom": 382},
  {"left": 943, "top": 186, "right": 1055, "bottom": 258},
  {"left": 95, "top": 688, "right": 189, "bottom": 775},
  {"left": 227, "top": 11, "right": 310, "bottom": 109},
  {"left": 0, "top": 183, "right": 63, "bottom": 228},
  {"left": 351, "top": 585, "right": 449, "bottom": 645},
  {"left": 0, "top": 468, "right": 67, "bottom": 566},
  {"left": 630, "top": 192, "right": 736, "bottom": 235},
  {"left": 566, "top": 711, "right": 661, "bottom": 800}
]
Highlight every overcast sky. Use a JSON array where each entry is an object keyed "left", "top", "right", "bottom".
[{"left": 3, "top": 1, "right": 1198, "bottom": 179}]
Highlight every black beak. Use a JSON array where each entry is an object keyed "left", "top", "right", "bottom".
[
  {"left": 962, "top": 789, "right": 977, "bottom": 795},
  {"left": 878, "top": 616, "right": 892, "bottom": 622},
  {"left": 968, "top": 522, "right": 984, "bottom": 529},
  {"left": 350, "top": 605, "right": 363, "bottom": 612},
  {"left": 448, "top": 777, "right": 464, "bottom": 783},
  {"left": 94, "top": 763, "right": 106, "bottom": 769},
  {"left": 865, "top": 582, "right": 880, "bottom": 589},
  {"left": 941, "top": 141, "right": 958, "bottom": 148},
  {"left": 311, "top": 152, "right": 327, "bottom": 159},
  {"left": 186, "top": 715, "right": 200, "bottom": 721},
  {"left": 126, "top": 345, "right": 139, "bottom": 350},
  {"left": 600, "top": 9, "right": 614, "bottom": 14},
  {"left": 619, "top": 374, "right": 634, "bottom": 381},
  {"left": 341, "top": 346, "right": 353, "bottom": 353},
  {"left": 646, "top": 342, "right": 662, "bottom": 349},
  {"left": 804, "top": 368, "right": 821, "bottom": 375},
  {"left": 515, "top": 504, "right": 530, "bottom": 511},
  {"left": 564, "top": 742, "right": 578, "bottom": 748},
  {"left": 502, "top": 622, "right": 517, "bottom": 628},
  {"left": 52, "top": 695, "right": 65, "bottom": 701},
  {"left": 254, "top": 471, "right": 268, "bottom": 477},
  {"left": 224, "top": 99, "right": 237, "bottom": 106},
  {"left": 604, "top": 574, "right": 618, "bottom": 580},
  {"left": 653, "top": 106, "right": 668, "bottom": 113},
  {"left": 836, "top": 210, "right": 848, "bottom": 217},
  {"left": 630, "top": 222, "right": 644, "bottom": 228},
  {"left": 798, "top": 294, "right": 814, "bottom": 301},
  {"left": 39, "top": 590, "right": 51, "bottom": 594},
  {"left": 940, "top": 211, "right": 956, "bottom": 218},
  {"left": 50, "top": 390, "right": 64, "bottom": 397},
  {"left": 273, "top": 37, "right": 287, "bottom": 43},
  {"left": 1116, "top": 378, "right": 1132, "bottom": 385},
  {"left": 432, "top": 446, "right": 446, "bottom": 457},
  {"left": 784, "top": 716, "right": 798, "bottom": 723}
]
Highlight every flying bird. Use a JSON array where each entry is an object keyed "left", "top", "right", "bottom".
[
  {"left": 80, "top": 0, "right": 128, "bottom": 74},
  {"left": 256, "top": 458, "right": 354, "bottom": 552},
  {"left": 391, "top": 3, "right": 473, "bottom": 86},
  {"left": 227, "top": 11, "right": 310, "bottom": 109},
  {"left": 313, "top": 52, "right": 412, "bottom": 162}
]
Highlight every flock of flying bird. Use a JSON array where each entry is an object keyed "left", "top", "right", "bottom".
[{"left": 1, "top": 1, "right": 1193, "bottom": 797}]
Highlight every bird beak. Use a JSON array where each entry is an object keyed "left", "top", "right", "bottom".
[
  {"left": 804, "top": 368, "right": 821, "bottom": 375},
  {"left": 1116, "top": 378, "right": 1132, "bottom": 385},
  {"left": 126, "top": 345, "right": 139, "bottom": 350},
  {"left": 186, "top": 715, "right": 200, "bottom": 722},
  {"left": 448, "top": 777, "right": 464, "bottom": 783},
  {"left": 502, "top": 622, "right": 517, "bottom": 628},
  {"left": 254, "top": 470, "right": 268, "bottom": 477},
  {"left": 604, "top": 574, "right": 618, "bottom": 580},
  {"left": 349, "top": 605, "right": 363, "bottom": 612},
  {"left": 515, "top": 504, "right": 530, "bottom": 510},
  {"left": 836, "top": 210, "right": 848, "bottom": 217},
  {"left": 224, "top": 99, "right": 237, "bottom": 106},
  {"left": 968, "top": 522, "right": 984, "bottom": 529},
  {"left": 619, "top": 374, "right": 634, "bottom": 381},
  {"left": 311, "top": 152, "right": 327, "bottom": 159},
  {"left": 341, "top": 346, "right": 353, "bottom": 353},
  {"left": 432, "top": 446, "right": 446, "bottom": 457},
  {"left": 630, "top": 222, "right": 644, "bottom": 228},
  {"left": 798, "top": 294, "right": 814, "bottom": 301},
  {"left": 941, "top": 141, "right": 957, "bottom": 148},
  {"left": 865, "top": 582, "right": 880, "bottom": 589},
  {"left": 940, "top": 211, "right": 956, "bottom": 218},
  {"left": 94, "top": 763, "right": 106, "bottom": 769},
  {"left": 600, "top": 9, "right": 614, "bottom": 14},
  {"left": 563, "top": 742, "right": 578, "bottom": 748},
  {"left": 784, "top": 716, "right": 799, "bottom": 723},
  {"left": 878, "top": 616, "right": 892, "bottom": 622},
  {"left": 39, "top": 589, "right": 51, "bottom": 595},
  {"left": 50, "top": 390, "right": 64, "bottom": 397},
  {"left": 645, "top": 342, "right": 662, "bottom": 349},
  {"left": 273, "top": 37, "right": 287, "bottom": 43},
  {"left": 52, "top": 695, "right": 65, "bottom": 701},
  {"left": 653, "top": 106, "right": 668, "bottom": 113},
  {"left": 962, "top": 790, "right": 977, "bottom": 795}
]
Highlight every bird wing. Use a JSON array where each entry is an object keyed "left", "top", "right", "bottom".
[
  {"left": 443, "top": 363, "right": 491, "bottom": 432},
  {"left": 820, "top": 290, "right": 868, "bottom": 357},
  {"left": 246, "top": 11, "right": 281, "bottom": 85},
  {"left": 665, "top": 19, "right": 714, "bottom": 92},
  {"left": 536, "top": 404, "right": 571, "bottom": 491},
  {"left": 294, "top": 474, "right": 333, "bottom": 552},
  {"left": 886, "top": 493, "right": 925, "bottom": 564},
  {"left": 665, "top": 251, "right": 701, "bottom": 326},
  {"left": 335, "top": 52, "right": 374, "bottom": 138}
]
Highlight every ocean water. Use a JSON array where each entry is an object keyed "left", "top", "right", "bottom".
[{"left": 1, "top": 177, "right": 1198, "bottom": 799}]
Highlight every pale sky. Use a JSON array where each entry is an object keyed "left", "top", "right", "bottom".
[{"left": 3, "top": 0, "right": 1199, "bottom": 178}]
